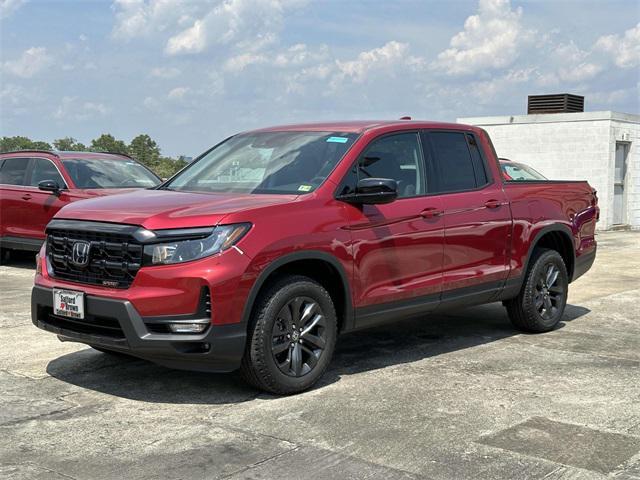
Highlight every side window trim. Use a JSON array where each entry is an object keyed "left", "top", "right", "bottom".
[
  {"left": 421, "top": 129, "right": 495, "bottom": 196},
  {"left": 334, "top": 130, "right": 428, "bottom": 200},
  {"left": 465, "top": 133, "right": 492, "bottom": 187},
  {"left": 25, "top": 157, "right": 68, "bottom": 189}
]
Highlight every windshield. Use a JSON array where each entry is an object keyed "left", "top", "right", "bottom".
[
  {"left": 164, "top": 131, "right": 359, "bottom": 194},
  {"left": 501, "top": 162, "right": 547, "bottom": 181},
  {"left": 62, "top": 158, "right": 160, "bottom": 189}
]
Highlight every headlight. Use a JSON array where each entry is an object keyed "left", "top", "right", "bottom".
[{"left": 143, "top": 223, "right": 251, "bottom": 265}]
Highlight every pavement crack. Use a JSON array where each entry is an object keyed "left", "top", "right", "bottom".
[
  {"left": 0, "top": 404, "right": 76, "bottom": 427},
  {"left": 37, "top": 464, "right": 79, "bottom": 480},
  {"left": 219, "top": 445, "right": 301, "bottom": 480}
]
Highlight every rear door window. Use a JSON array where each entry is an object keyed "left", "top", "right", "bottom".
[
  {"left": 0, "top": 158, "right": 29, "bottom": 186},
  {"left": 426, "top": 132, "right": 489, "bottom": 193}
]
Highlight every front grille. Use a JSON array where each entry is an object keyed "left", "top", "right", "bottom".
[
  {"left": 40, "top": 306, "right": 126, "bottom": 339},
  {"left": 47, "top": 227, "right": 143, "bottom": 288}
]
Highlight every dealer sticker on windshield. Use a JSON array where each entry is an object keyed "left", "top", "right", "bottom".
[
  {"left": 53, "top": 289, "right": 85, "bottom": 320},
  {"left": 326, "top": 136, "right": 349, "bottom": 143}
]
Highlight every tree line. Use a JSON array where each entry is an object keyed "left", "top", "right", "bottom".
[{"left": 0, "top": 134, "right": 188, "bottom": 179}]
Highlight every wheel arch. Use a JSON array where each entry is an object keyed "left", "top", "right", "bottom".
[
  {"left": 526, "top": 224, "right": 576, "bottom": 282},
  {"left": 240, "top": 251, "right": 353, "bottom": 333}
]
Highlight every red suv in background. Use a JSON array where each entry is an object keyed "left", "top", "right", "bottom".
[
  {"left": 31, "top": 121, "right": 598, "bottom": 394},
  {"left": 0, "top": 151, "right": 160, "bottom": 253}
]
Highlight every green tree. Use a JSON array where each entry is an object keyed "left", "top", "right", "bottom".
[
  {"left": 53, "top": 137, "right": 87, "bottom": 151},
  {"left": 0, "top": 136, "right": 52, "bottom": 152},
  {"left": 153, "top": 156, "right": 187, "bottom": 179},
  {"left": 129, "top": 134, "right": 160, "bottom": 168},
  {"left": 90, "top": 134, "right": 128, "bottom": 155}
]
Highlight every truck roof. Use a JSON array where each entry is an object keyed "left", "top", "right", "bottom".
[
  {"left": 0, "top": 150, "right": 134, "bottom": 160},
  {"left": 252, "top": 120, "right": 477, "bottom": 134}
]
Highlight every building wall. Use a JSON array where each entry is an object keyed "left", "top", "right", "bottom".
[
  {"left": 458, "top": 111, "right": 640, "bottom": 230},
  {"left": 610, "top": 120, "right": 640, "bottom": 229}
]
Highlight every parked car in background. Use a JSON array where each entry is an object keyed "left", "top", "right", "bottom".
[
  {"left": 31, "top": 121, "right": 598, "bottom": 394},
  {"left": 0, "top": 151, "right": 160, "bottom": 253},
  {"left": 499, "top": 158, "right": 547, "bottom": 181}
]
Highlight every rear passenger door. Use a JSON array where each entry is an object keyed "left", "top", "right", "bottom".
[
  {"left": 0, "top": 157, "right": 31, "bottom": 240},
  {"left": 422, "top": 130, "right": 510, "bottom": 301}
]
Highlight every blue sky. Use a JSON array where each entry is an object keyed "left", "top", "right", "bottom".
[{"left": 1, "top": 0, "right": 638, "bottom": 157}]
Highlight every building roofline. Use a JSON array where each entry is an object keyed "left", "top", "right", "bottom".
[{"left": 457, "top": 110, "right": 640, "bottom": 126}]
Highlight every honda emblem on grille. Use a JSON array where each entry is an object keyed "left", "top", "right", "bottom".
[{"left": 70, "top": 241, "right": 91, "bottom": 268}]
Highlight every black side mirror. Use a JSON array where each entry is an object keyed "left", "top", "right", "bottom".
[
  {"left": 340, "top": 177, "right": 398, "bottom": 205},
  {"left": 38, "top": 180, "right": 62, "bottom": 196}
]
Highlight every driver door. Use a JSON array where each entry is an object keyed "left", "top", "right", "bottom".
[
  {"left": 340, "top": 131, "right": 445, "bottom": 328},
  {"left": 24, "top": 157, "right": 69, "bottom": 241}
]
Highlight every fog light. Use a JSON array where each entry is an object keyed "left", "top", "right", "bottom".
[{"left": 168, "top": 323, "right": 208, "bottom": 334}]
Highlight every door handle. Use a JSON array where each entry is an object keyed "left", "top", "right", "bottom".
[
  {"left": 420, "top": 207, "right": 444, "bottom": 218},
  {"left": 485, "top": 199, "right": 501, "bottom": 209},
  {"left": 21, "top": 194, "right": 32, "bottom": 200}
]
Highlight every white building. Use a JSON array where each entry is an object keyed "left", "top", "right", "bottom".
[{"left": 458, "top": 111, "right": 640, "bottom": 230}]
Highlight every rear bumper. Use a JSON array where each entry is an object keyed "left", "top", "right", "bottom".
[
  {"left": 573, "top": 244, "right": 597, "bottom": 282},
  {"left": 31, "top": 285, "right": 246, "bottom": 372}
]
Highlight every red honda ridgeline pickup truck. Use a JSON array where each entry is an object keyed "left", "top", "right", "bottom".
[{"left": 32, "top": 121, "right": 598, "bottom": 394}]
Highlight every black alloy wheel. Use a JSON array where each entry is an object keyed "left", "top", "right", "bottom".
[
  {"left": 505, "top": 248, "right": 568, "bottom": 333},
  {"left": 241, "top": 275, "right": 337, "bottom": 394}
]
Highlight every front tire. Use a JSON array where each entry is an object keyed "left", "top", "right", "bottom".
[
  {"left": 505, "top": 248, "right": 568, "bottom": 333},
  {"left": 240, "top": 275, "right": 337, "bottom": 395}
]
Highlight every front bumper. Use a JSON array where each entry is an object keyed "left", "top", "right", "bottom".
[{"left": 31, "top": 286, "right": 246, "bottom": 372}]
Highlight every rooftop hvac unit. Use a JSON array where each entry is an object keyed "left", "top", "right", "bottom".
[{"left": 527, "top": 94, "right": 584, "bottom": 114}]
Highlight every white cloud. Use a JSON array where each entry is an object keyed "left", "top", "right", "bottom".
[
  {"left": 164, "top": 0, "right": 307, "bottom": 56},
  {"left": 223, "top": 52, "right": 268, "bottom": 72},
  {"left": 335, "top": 41, "right": 412, "bottom": 83},
  {"left": 166, "top": 19, "right": 207, "bottom": 55},
  {"left": 588, "top": 86, "right": 637, "bottom": 105},
  {"left": 433, "top": 0, "right": 532, "bottom": 76},
  {"left": 150, "top": 66, "right": 181, "bottom": 78},
  {"left": 0, "top": 0, "right": 26, "bottom": 19},
  {"left": 167, "top": 86, "right": 189, "bottom": 100},
  {"left": 143, "top": 96, "right": 161, "bottom": 110},
  {"left": 558, "top": 62, "right": 603, "bottom": 83},
  {"left": 595, "top": 22, "right": 640, "bottom": 68},
  {"left": 274, "top": 43, "right": 329, "bottom": 67},
  {"left": 53, "top": 97, "right": 111, "bottom": 121},
  {"left": 111, "top": 0, "right": 192, "bottom": 40},
  {"left": 0, "top": 83, "right": 29, "bottom": 107},
  {"left": 3, "top": 46, "right": 53, "bottom": 78},
  {"left": 224, "top": 43, "right": 329, "bottom": 72},
  {"left": 113, "top": 0, "right": 307, "bottom": 56}
]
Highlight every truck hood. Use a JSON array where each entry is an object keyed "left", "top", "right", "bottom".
[
  {"left": 66, "top": 188, "right": 139, "bottom": 200},
  {"left": 55, "top": 189, "right": 298, "bottom": 230}
]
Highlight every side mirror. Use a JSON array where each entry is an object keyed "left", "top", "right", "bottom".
[
  {"left": 38, "top": 180, "right": 62, "bottom": 196},
  {"left": 340, "top": 178, "right": 398, "bottom": 205}
]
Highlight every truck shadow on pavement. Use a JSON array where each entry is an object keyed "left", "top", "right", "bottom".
[
  {"left": 46, "top": 302, "right": 590, "bottom": 404},
  {"left": 1, "top": 250, "right": 37, "bottom": 270}
]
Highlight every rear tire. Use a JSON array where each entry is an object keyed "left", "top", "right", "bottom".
[
  {"left": 505, "top": 248, "right": 568, "bottom": 333},
  {"left": 240, "top": 275, "right": 337, "bottom": 395}
]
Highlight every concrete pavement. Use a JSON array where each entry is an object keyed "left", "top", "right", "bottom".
[{"left": 1, "top": 231, "right": 639, "bottom": 479}]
